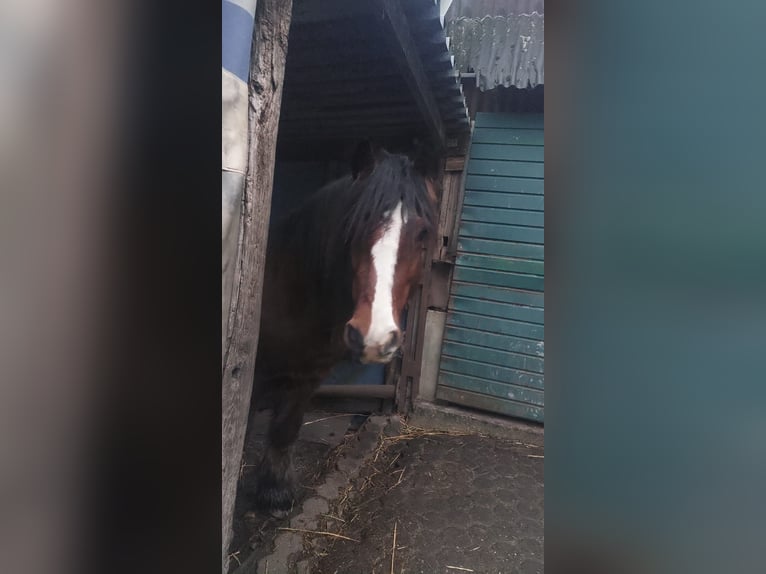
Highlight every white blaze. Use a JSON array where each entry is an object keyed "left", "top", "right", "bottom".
[{"left": 367, "top": 201, "right": 403, "bottom": 346}]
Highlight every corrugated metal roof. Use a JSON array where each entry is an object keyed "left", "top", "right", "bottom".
[
  {"left": 447, "top": 13, "right": 544, "bottom": 90},
  {"left": 446, "top": 0, "right": 544, "bottom": 19},
  {"left": 276, "top": 0, "right": 470, "bottom": 159}
]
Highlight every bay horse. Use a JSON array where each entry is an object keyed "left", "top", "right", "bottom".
[{"left": 249, "top": 141, "right": 438, "bottom": 513}]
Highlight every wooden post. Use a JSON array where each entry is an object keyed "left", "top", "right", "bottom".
[
  {"left": 221, "top": 0, "right": 292, "bottom": 571},
  {"left": 407, "top": 156, "right": 468, "bottom": 405}
]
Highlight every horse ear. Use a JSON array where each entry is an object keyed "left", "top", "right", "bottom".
[{"left": 351, "top": 140, "right": 377, "bottom": 180}]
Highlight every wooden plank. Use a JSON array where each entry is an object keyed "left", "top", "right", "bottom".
[
  {"left": 374, "top": 0, "right": 445, "bottom": 145},
  {"left": 464, "top": 191, "right": 544, "bottom": 211},
  {"left": 444, "top": 326, "right": 545, "bottom": 356},
  {"left": 221, "top": 0, "right": 293, "bottom": 570},
  {"left": 469, "top": 143, "right": 545, "bottom": 162},
  {"left": 451, "top": 281, "right": 545, "bottom": 307},
  {"left": 475, "top": 112, "right": 544, "bottom": 129},
  {"left": 442, "top": 340, "right": 544, "bottom": 373},
  {"left": 436, "top": 386, "right": 544, "bottom": 422},
  {"left": 458, "top": 221, "right": 544, "bottom": 244},
  {"left": 439, "top": 364, "right": 544, "bottom": 397},
  {"left": 441, "top": 165, "right": 467, "bottom": 260},
  {"left": 453, "top": 266, "right": 544, "bottom": 291},
  {"left": 445, "top": 156, "right": 465, "bottom": 171},
  {"left": 447, "top": 311, "right": 544, "bottom": 340},
  {"left": 450, "top": 295, "right": 544, "bottom": 325},
  {"left": 457, "top": 238, "right": 544, "bottom": 260},
  {"left": 464, "top": 174, "right": 544, "bottom": 194},
  {"left": 471, "top": 128, "right": 544, "bottom": 146},
  {"left": 460, "top": 205, "right": 544, "bottom": 227},
  {"left": 467, "top": 159, "right": 544, "bottom": 179},
  {"left": 455, "top": 253, "right": 544, "bottom": 277}
]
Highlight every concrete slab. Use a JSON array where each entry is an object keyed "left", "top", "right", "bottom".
[{"left": 410, "top": 400, "right": 544, "bottom": 447}]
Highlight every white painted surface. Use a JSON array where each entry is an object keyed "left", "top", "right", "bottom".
[{"left": 419, "top": 310, "right": 447, "bottom": 401}]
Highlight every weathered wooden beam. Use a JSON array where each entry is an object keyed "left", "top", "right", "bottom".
[
  {"left": 221, "top": 0, "right": 292, "bottom": 570},
  {"left": 373, "top": 0, "right": 446, "bottom": 147}
]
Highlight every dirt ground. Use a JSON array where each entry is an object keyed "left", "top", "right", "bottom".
[
  {"left": 229, "top": 412, "right": 544, "bottom": 574},
  {"left": 302, "top": 428, "right": 544, "bottom": 574}
]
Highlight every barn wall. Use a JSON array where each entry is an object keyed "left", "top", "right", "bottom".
[{"left": 435, "top": 112, "right": 544, "bottom": 422}]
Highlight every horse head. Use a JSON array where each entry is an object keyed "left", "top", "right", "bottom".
[{"left": 342, "top": 141, "right": 439, "bottom": 364}]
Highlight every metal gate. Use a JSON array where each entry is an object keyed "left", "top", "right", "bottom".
[{"left": 436, "top": 112, "right": 544, "bottom": 422}]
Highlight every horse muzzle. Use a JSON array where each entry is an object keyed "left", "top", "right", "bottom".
[{"left": 344, "top": 323, "right": 401, "bottom": 364}]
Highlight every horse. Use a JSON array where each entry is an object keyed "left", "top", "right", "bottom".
[{"left": 248, "top": 141, "right": 438, "bottom": 513}]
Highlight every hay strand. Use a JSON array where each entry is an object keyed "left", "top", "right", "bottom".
[
  {"left": 390, "top": 521, "right": 398, "bottom": 574},
  {"left": 276, "top": 527, "right": 359, "bottom": 542}
]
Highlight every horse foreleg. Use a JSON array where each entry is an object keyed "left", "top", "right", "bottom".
[{"left": 254, "top": 380, "right": 315, "bottom": 514}]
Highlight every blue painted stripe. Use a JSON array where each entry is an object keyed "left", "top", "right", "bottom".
[{"left": 222, "top": 0, "right": 254, "bottom": 82}]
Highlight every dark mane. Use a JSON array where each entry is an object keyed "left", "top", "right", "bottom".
[
  {"left": 269, "top": 150, "right": 436, "bottom": 301},
  {"left": 344, "top": 150, "right": 436, "bottom": 245}
]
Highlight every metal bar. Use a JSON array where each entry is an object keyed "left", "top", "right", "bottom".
[{"left": 314, "top": 384, "right": 397, "bottom": 399}]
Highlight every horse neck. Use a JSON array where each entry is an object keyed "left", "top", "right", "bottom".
[{"left": 273, "top": 179, "right": 356, "bottom": 318}]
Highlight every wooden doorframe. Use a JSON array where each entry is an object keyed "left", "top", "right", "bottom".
[
  {"left": 221, "top": 0, "right": 293, "bottom": 570},
  {"left": 396, "top": 153, "right": 468, "bottom": 412}
]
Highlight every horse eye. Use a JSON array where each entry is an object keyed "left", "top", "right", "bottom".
[{"left": 416, "top": 228, "right": 428, "bottom": 242}]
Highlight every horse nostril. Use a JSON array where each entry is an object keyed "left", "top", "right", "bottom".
[
  {"left": 344, "top": 323, "right": 364, "bottom": 352},
  {"left": 385, "top": 330, "right": 401, "bottom": 353}
]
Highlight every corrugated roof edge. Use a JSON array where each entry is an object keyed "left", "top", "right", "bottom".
[{"left": 447, "top": 13, "right": 544, "bottom": 91}]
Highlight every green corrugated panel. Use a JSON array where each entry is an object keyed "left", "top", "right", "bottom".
[
  {"left": 442, "top": 341, "right": 544, "bottom": 373},
  {"left": 467, "top": 159, "right": 544, "bottom": 179},
  {"left": 459, "top": 221, "right": 543, "bottom": 244},
  {"left": 447, "top": 312, "right": 544, "bottom": 341},
  {"left": 436, "top": 387, "right": 544, "bottom": 422},
  {"left": 470, "top": 128, "right": 544, "bottom": 146},
  {"left": 437, "top": 113, "right": 544, "bottom": 423},
  {"left": 440, "top": 357, "right": 544, "bottom": 392},
  {"left": 450, "top": 282, "right": 544, "bottom": 307},
  {"left": 464, "top": 174, "right": 543, "bottom": 194},
  {"left": 457, "top": 238, "right": 544, "bottom": 260},
  {"left": 456, "top": 253, "right": 544, "bottom": 276},
  {"left": 460, "top": 206, "right": 543, "bottom": 227},
  {"left": 464, "top": 191, "right": 544, "bottom": 211},
  {"left": 444, "top": 326, "right": 545, "bottom": 357},
  {"left": 453, "top": 266, "right": 544, "bottom": 291},
  {"left": 450, "top": 295, "right": 544, "bottom": 324},
  {"left": 469, "top": 143, "right": 544, "bottom": 162},
  {"left": 474, "top": 112, "right": 544, "bottom": 129}
]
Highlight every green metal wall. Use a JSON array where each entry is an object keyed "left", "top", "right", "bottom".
[{"left": 436, "top": 112, "right": 544, "bottom": 422}]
